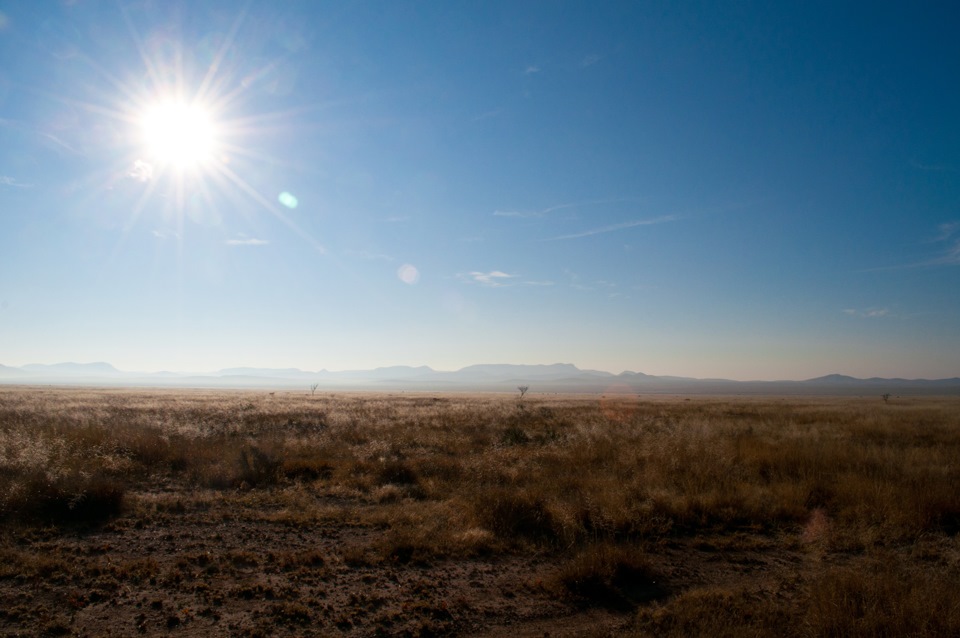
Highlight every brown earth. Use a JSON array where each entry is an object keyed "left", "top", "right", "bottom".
[
  {"left": 2, "top": 389, "right": 959, "bottom": 637},
  {"left": 1, "top": 480, "right": 815, "bottom": 637}
]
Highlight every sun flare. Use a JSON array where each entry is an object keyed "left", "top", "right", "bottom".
[{"left": 140, "top": 101, "right": 218, "bottom": 169}]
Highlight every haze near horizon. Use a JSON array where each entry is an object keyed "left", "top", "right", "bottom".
[{"left": 1, "top": 1, "right": 958, "bottom": 381}]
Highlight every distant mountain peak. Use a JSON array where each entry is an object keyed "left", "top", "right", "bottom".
[
  {"left": 22, "top": 362, "right": 120, "bottom": 374},
  {"left": 804, "top": 373, "right": 859, "bottom": 383}
]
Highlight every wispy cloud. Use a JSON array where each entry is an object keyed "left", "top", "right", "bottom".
[
  {"left": 151, "top": 229, "right": 180, "bottom": 240},
  {"left": 39, "top": 131, "right": 81, "bottom": 155},
  {"left": 937, "top": 240, "right": 960, "bottom": 266},
  {"left": 543, "top": 215, "right": 677, "bottom": 241},
  {"left": 493, "top": 198, "right": 637, "bottom": 218},
  {"left": 128, "top": 160, "right": 154, "bottom": 182},
  {"left": 524, "top": 65, "right": 540, "bottom": 75},
  {"left": 566, "top": 271, "right": 620, "bottom": 292},
  {"left": 472, "top": 108, "right": 504, "bottom": 122},
  {"left": 579, "top": 54, "right": 601, "bottom": 68},
  {"left": 494, "top": 202, "right": 578, "bottom": 218},
  {"left": 225, "top": 237, "right": 269, "bottom": 246},
  {"left": 868, "top": 222, "right": 960, "bottom": 270},
  {"left": 460, "top": 271, "right": 516, "bottom": 287},
  {"left": 0, "top": 175, "right": 33, "bottom": 188},
  {"left": 936, "top": 221, "right": 960, "bottom": 241},
  {"left": 345, "top": 249, "right": 393, "bottom": 261},
  {"left": 843, "top": 308, "right": 890, "bottom": 318},
  {"left": 919, "top": 222, "right": 960, "bottom": 266},
  {"left": 0, "top": 117, "right": 81, "bottom": 156},
  {"left": 457, "top": 271, "right": 554, "bottom": 288},
  {"left": 910, "top": 159, "right": 960, "bottom": 173}
]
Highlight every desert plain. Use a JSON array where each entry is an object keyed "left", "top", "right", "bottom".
[{"left": 1, "top": 387, "right": 958, "bottom": 637}]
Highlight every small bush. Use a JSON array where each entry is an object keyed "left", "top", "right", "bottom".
[
  {"left": 376, "top": 459, "right": 419, "bottom": 486},
  {"left": 281, "top": 456, "right": 334, "bottom": 482},
  {"left": 500, "top": 425, "right": 530, "bottom": 446},
  {"left": 553, "top": 543, "right": 665, "bottom": 610},
  {"left": 1, "top": 470, "right": 124, "bottom": 525},
  {"left": 475, "top": 489, "right": 559, "bottom": 543},
  {"left": 634, "top": 586, "right": 790, "bottom": 637},
  {"left": 236, "top": 444, "right": 282, "bottom": 487},
  {"left": 808, "top": 561, "right": 960, "bottom": 637}
]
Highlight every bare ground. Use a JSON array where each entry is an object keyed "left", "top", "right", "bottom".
[{"left": 4, "top": 475, "right": 932, "bottom": 637}]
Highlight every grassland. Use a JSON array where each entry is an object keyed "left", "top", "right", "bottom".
[{"left": 1, "top": 387, "right": 958, "bottom": 636}]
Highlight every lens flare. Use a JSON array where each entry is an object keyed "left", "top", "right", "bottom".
[
  {"left": 278, "top": 191, "right": 298, "bottom": 209},
  {"left": 398, "top": 264, "right": 420, "bottom": 285}
]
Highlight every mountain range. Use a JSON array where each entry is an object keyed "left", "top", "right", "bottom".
[{"left": 0, "top": 362, "right": 958, "bottom": 395}]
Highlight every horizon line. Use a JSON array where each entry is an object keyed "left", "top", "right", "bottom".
[{"left": 2, "top": 361, "right": 958, "bottom": 384}]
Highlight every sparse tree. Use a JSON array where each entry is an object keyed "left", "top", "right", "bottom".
[
  {"left": 882, "top": 393, "right": 891, "bottom": 404},
  {"left": 517, "top": 385, "right": 529, "bottom": 399},
  {"left": 310, "top": 383, "right": 319, "bottom": 395}
]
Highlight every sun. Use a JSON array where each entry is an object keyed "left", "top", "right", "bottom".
[{"left": 140, "top": 101, "right": 218, "bottom": 170}]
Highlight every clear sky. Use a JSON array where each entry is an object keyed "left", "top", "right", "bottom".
[{"left": 1, "top": 1, "right": 958, "bottom": 380}]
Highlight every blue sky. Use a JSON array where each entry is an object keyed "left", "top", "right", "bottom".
[{"left": 0, "top": 0, "right": 958, "bottom": 380}]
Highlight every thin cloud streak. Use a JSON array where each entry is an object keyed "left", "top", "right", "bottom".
[
  {"left": 863, "top": 222, "right": 960, "bottom": 271},
  {"left": 472, "top": 108, "right": 504, "bottom": 122},
  {"left": 542, "top": 215, "right": 677, "bottom": 241},
  {"left": 843, "top": 308, "right": 890, "bottom": 318},
  {"left": 0, "top": 176, "right": 33, "bottom": 188},
  {"left": 225, "top": 238, "right": 269, "bottom": 246},
  {"left": 460, "top": 271, "right": 515, "bottom": 287},
  {"left": 493, "top": 197, "right": 639, "bottom": 218},
  {"left": 457, "top": 271, "right": 536, "bottom": 288},
  {"left": 579, "top": 54, "right": 601, "bottom": 68},
  {"left": 0, "top": 117, "right": 81, "bottom": 156},
  {"left": 910, "top": 159, "right": 960, "bottom": 173},
  {"left": 344, "top": 249, "right": 393, "bottom": 261},
  {"left": 936, "top": 222, "right": 960, "bottom": 241},
  {"left": 457, "top": 271, "right": 555, "bottom": 288}
]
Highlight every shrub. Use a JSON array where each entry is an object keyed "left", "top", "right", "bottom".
[
  {"left": 808, "top": 561, "right": 960, "bottom": 637},
  {"left": 475, "top": 489, "right": 559, "bottom": 543},
  {"left": 1, "top": 469, "right": 124, "bottom": 525},
  {"left": 500, "top": 425, "right": 530, "bottom": 446},
  {"left": 634, "top": 586, "right": 790, "bottom": 637},
  {"left": 236, "top": 444, "right": 282, "bottom": 487},
  {"left": 553, "top": 543, "right": 665, "bottom": 610}
]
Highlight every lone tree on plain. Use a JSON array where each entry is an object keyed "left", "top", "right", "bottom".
[
  {"left": 882, "top": 393, "right": 891, "bottom": 404},
  {"left": 310, "top": 383, "right": 319, "bottom": 395},
  {"left": 517, "top": 386, "right": 529, "bottom": 399}
]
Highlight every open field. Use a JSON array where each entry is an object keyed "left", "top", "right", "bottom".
[{"left": 1, "top": 387, "right": 959, "bottom": 637}]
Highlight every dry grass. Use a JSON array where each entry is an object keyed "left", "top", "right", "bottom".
[{"left": 1, "top": 388, "right": 959, "bottom": 635}]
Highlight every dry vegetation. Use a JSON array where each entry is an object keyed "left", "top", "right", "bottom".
[{"left": 1, "top": 387, "right": 959, "bottom": 636}]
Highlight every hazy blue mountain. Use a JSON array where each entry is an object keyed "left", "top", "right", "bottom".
[
  {"left": 453, "top": 363, "right": 612, "bottom": 381},
  {"left": 218, "top": 367, "right": 313, "bottom": 378},
  {"left": 0, "top": 364, "right": 27, "bottom": 377},
  {"left": 20, "top": 362, "right": 121, "bottom": 375},
  {"left": 804, "top": 374, "right": 861, "bottom": 384},
  {"left": 325, "top": 366, "right": 436, "bottom": 380},
  {"left": 0, "top": 362, "right": 957, "bottom": 395}
]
